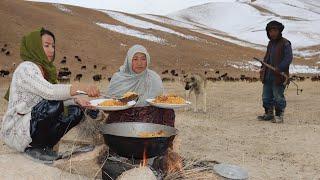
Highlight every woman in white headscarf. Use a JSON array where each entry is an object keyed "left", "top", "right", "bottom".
[{"left": 107, "top": 45, "right": 175, "bottom": 127}]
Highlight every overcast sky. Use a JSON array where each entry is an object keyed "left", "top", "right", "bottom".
[{"left": 29, "top": 0, "right": 236, "bottom": 15}]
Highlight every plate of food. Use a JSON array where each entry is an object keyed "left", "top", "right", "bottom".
[
  {"left": 90, "top": 99, "right": 136, "bottom": 111},
  {"left": 89, "top": 91, "right": 139, "bottom": 111},
  {"left": 146, "top": 95, "right": 191, "bottom": 109}
]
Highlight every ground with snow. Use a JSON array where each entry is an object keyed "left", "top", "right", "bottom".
[
  {"left": 227, "top": 61, "right": 320, "bottom": 74},
  {"left": 96, "top": 22, "right": 168, "bottom": 45}
]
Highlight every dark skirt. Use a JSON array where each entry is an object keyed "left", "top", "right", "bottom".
[
  {"left": 106, "top": 106, "right": 175, "bottom": 127},
  {"left": 29, "top": 100, "right": 84, "bottom": 148}
]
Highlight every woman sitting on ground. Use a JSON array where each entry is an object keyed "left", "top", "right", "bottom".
[
  {"left": 1, "top": 28, "right": 100, "bottom": 163},
  {"left": 106, "top": 44, "right": 175, "bottom": 127}
]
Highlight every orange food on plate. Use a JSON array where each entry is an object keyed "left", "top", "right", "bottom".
[
  {"left": 98, "top": 99, "right": 126, "bottom": 106},
  {"left": 153, "top": 95, "right": 185, "bottom": 104}
]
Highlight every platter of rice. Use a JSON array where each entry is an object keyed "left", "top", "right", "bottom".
[
  {"left": 90, "top": 99, "right": 136, "bottom": 111},
  {"left": 146, "top": 95, "right": 191, "bottom": 109}
]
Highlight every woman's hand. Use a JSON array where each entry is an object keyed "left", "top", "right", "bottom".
[
  {"left": 85, "top": 85, "right": 100, "bottom": 97},
  {"left": 74, "top": 97, "right": 94, "bottom": 108}
]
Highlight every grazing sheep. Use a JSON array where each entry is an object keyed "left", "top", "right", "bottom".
[
  {"left": 57, "top": 76, "right": 70, "bottom": 84},
  {"left": 60, "top": 59, "right": 66, "bottom": 64},
  {"left": 252, "top": 77, "right": 259, "bottom": 82},
  {"left": 218, "top": 73, "right": 228, "bottom": 81},
  {"left": 93, "top": 74, "right": 102, "bottom": 82},
  {"left": 57, "top": 66, "right": 71, "bottom": 83},
  {"left": 223, "top": 76, "right": 230, "bottom": 82},
  {"left": 311, "top": 76, "right": 320, "bottom": 81},
  {"left": 220, "top": 73, "right": 228, "bottom": 78},
  {"left": 295, "top": 76, "right": 305, "bottom": 81},
  {"left": 74, "top": 74, "right": 83, "bottom": 82},
  {"left": 58, "top": 70, "right": 71, "bottom": 77},
  {"left": 0, "top": 70, "right": 10, "bottom": 77},
  {"left": 60, "top": 67, "right": 69, "bottom": 72},
  {"left": 162, "top": 70, "right": 169, "bottom": 74},
  {"left": 206, "top": 77, "right": 218, "bottom": 82},
  {"left": 170, "top": 70, "right": 176, "bottom": 76},
  {"left": 245, "top": 77, "right": 253, "bottom": 82},
  {"left": 240, "top": 75, "right": 246, "bottom": 81},
  {"left": 75, "top": 56, "right": 81, "bottom": 63},
  {"left": 161, "top": 77, "right": 172, "bottom": 82},
  {"left": 58, "top": 66, "right": 71, "bottom": 78}
]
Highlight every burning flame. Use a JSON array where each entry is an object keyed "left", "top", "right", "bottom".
[
  {"left": 138, "top": 140, "right": 183, "bottom": 174},
  {"left": 140, "top": 147, "right": 148, "bottom": 167}
]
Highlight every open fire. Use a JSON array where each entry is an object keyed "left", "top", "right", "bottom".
[
  {"left": 100, "top": 122, "right": 181, "bottom": 179},
  {"left": 140, "top": 147, "right": 148, "bottom": 167},
  {"left": 102, "top": 147, "right": 184, "bottom": 180},
  {"left": 139, "top": 147, "right": 183, "bottom": 173}
]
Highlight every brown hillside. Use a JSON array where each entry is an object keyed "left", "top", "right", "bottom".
[{"left": 2, "top": 0, "right": 309, "bottom": 81}]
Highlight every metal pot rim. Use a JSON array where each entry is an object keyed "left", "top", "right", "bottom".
[{"left": 100, "top": 122, "right": 178, "bottom": 138}]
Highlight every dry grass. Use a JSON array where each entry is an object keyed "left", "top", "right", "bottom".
[{"left": 163, "top": 158, "right": 219, "bottom": 180}]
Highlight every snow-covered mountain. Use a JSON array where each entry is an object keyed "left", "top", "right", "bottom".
[
  {"left": 167, "top": 0, "right": 320, "bottom": 57},
  {"left": 27, "top": 0, "right": 235, "bottom": 15},
  {"left": 17, "top": 0, "right": 320, "bottom": 74},
  {"left": 29, "top": 0, "right": 320, "bottom": 58}
]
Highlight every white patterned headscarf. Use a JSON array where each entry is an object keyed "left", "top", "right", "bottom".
[{"left": 107, "top": 45, "right": 163, "bottom": 106}]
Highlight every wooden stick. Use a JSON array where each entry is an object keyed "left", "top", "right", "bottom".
[{"left": 253, "top": 57, "right": 289, "bottom": 85}]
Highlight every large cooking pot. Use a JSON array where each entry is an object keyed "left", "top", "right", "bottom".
[{"left": 100, "top": 122, "right": 178, "bottom": 159}]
